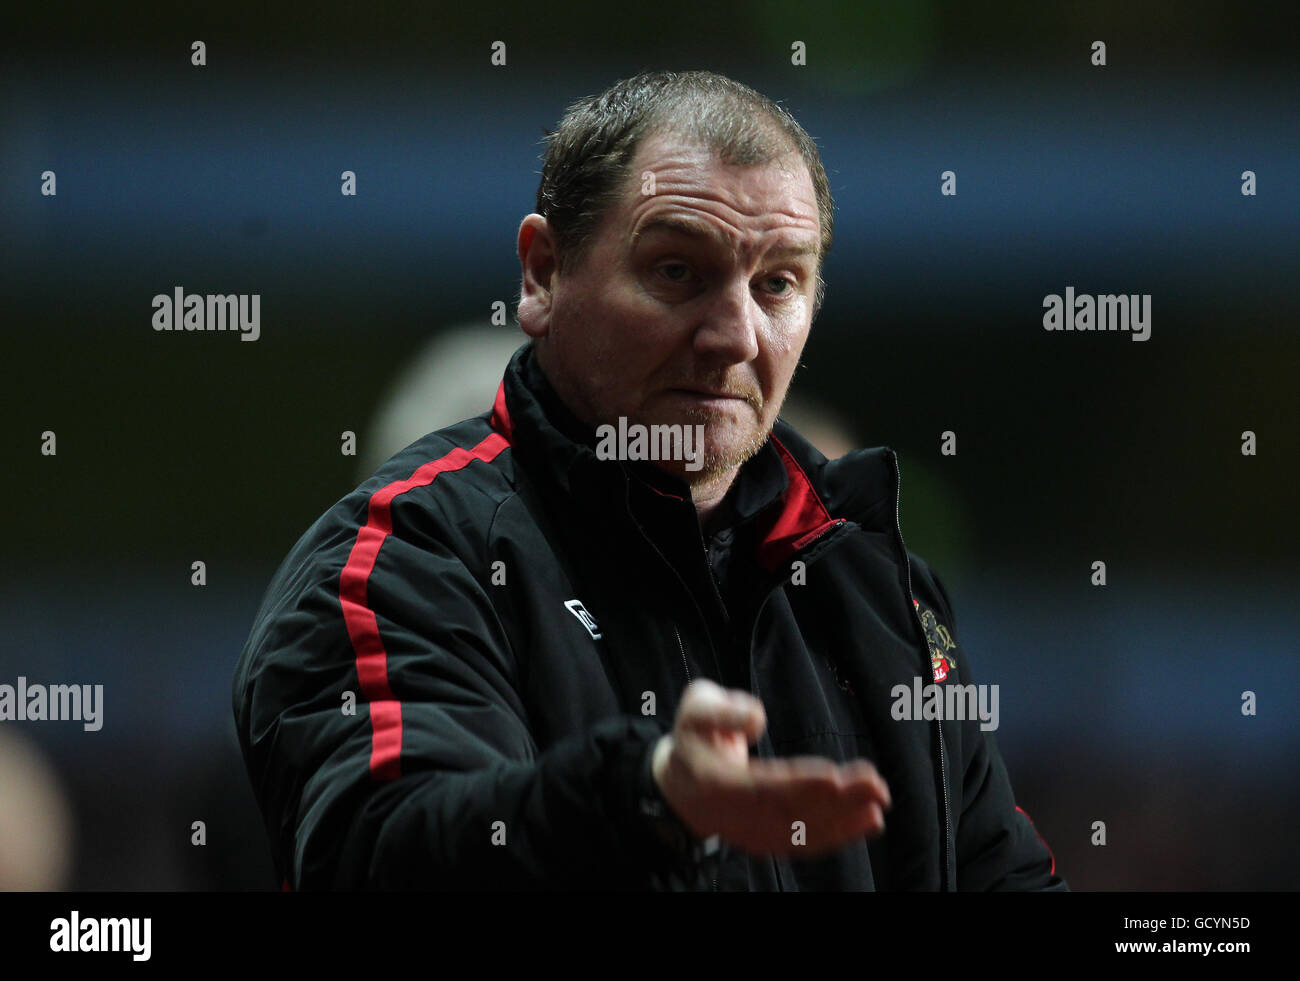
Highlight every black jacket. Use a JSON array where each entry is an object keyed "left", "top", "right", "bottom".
[{"left": 233, "top": 342, "right": 1066, "bottom": 891}]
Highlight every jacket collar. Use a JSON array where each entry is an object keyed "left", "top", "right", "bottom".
[{"left": 490, "top": 342, "right": 898, "bottom": 570}]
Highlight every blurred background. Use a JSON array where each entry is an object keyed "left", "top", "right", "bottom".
[{"left": 2, "top": 0, "right": 1296, "bottom": 890}]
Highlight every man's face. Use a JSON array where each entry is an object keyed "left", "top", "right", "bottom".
[{"left": 520, "top": 129, "right": 821, "bottom": 485}]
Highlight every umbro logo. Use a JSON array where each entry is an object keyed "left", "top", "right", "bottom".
[{"left": 564, "top": 599, "right": 602, "bottom": 639}]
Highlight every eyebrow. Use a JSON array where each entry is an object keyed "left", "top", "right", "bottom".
[{"left": 631, "top": 216, "right": 819, "bottom": 263}]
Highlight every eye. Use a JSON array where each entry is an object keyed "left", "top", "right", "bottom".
[
  {"left": 764, "top": 276, "right": 796, "bottom": 295},
  {"left": 659, "top": 262, "right": 692, "bottom": 282}
]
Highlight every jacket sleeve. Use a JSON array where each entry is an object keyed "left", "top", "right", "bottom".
[
  {"left": 924, "top": 564, "right": 1069, "bottom": 892},
  {"left": 233, "top": 498, "right": 714, "bottom": 891}
]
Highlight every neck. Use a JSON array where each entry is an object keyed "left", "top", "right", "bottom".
[{"left": 691, "top": 467, "right": 740, "bottom": 533}]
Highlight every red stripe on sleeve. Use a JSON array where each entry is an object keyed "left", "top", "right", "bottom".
[{"left": 339, "top": 430, "right": 510, "bottom": 782}]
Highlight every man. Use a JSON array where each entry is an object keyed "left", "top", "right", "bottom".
[{"left": 233, "top": 69, "right": 1065, "bottom": 891}]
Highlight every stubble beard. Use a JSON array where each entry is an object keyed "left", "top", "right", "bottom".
[{"left": 675, "top": 400, "right": 773, "bottom": 488}]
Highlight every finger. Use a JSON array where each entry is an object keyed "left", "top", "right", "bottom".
[
  {"left": 725, "top": 795, "right": 888, "bottom": 857},
  {"left": 743, "top": 760, "right": 849, "bottom": 801},
  {"left": 799, "top": 798, "right": 888, "bottom": 846},
  {"left": 747, "top": 755, "right": 869, "bottom": 786},
  {"left": 840, "top": 780, "right": 892, "bottom": 815},
  {"left": 836, "top": 759, "right": 891, "bottom": 809},
  {"left": 744, "top": 759, "right": 892, "bottom": 811},
  {"left": 757, "top": 756, "right": 890, "bottom": 806},
  {"left": 864, "top": 801, "right": 886, "bottom": 834}
]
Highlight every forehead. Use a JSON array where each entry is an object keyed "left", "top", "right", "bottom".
[{"left": 610, "top": 131, "right": 820, "bottom": 251}]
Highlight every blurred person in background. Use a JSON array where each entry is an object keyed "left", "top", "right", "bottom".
[{"left": 0, "top": 730, "right": 72, "bottom": 890}]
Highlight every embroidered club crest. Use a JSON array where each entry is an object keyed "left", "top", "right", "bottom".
[{"left": 913, "top": 599, "right": 957, "bottom": 682}]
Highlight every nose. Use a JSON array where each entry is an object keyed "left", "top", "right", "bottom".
[{"left": 692, "top": 274, "right": 762, "bottom": 365}]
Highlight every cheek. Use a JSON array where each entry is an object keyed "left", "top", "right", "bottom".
[
  {"left": 592, "top": 290, "right": 682, "bottom": 370},
  {"left": 759, "top": 318, "right": 808, "bottom": 378},
  {"left": 575, "top": 296, "right": 668, "bottom": 397},
  {"left": 763, "top": 294, "right": 810, "bottom": 344}
]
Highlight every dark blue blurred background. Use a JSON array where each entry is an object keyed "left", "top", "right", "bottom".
[{"left": 2, "top": 0, "right": 1296, "bottom": 889}]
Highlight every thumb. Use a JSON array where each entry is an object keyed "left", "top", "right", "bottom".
[{"left": 682, "top": 683, "right": 765, "bottom": 739}]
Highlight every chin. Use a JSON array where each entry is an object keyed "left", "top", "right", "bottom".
[{"left": 689, "top": 425, "right": 770, "bottom": 481}]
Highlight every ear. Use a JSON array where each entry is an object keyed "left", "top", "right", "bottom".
[{"left": 517, "top": 214, "right": 558, "bottom": 339}]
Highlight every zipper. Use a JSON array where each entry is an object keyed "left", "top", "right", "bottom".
[
  {"left": 743, "top": 593, "right": 785, "bottom": 893},
  {"left": 624, "top": 498, "right": 725, "bottom": 682},
  {"left": 673, "top": 624, "right": 692, "bottom": 684},
  {"left": 889, "top": 449, "right": 953, "bottom": 891},
  {"left": 737, "top": 522, "right": 846, "bottom": 895},
  {"left": 673, "top": 624, "right": 718, "bottom": 893},
  {"left": 701, "top": 539, "right": 729, "bottom": 626},
  {"left": 643, "top": 476, "right": 849, "bottom": 894}
]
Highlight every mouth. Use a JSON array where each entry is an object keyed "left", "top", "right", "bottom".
[
  {"left": 668, "top": 387, "right": 758, "bottom": 405},
  {"left": 673, "top": 388, "right": 746, "bottom": 399},
  {"left": 667, "top": 389, "right": 760, "bottom": 418}
]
